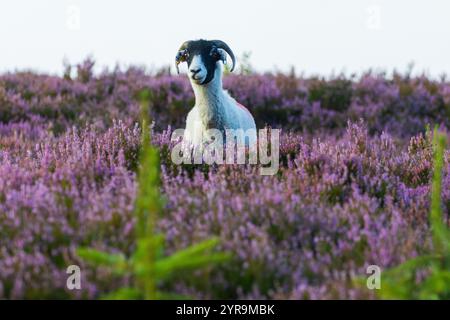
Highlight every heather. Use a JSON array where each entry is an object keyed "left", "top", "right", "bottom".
[
  {"left": 0, "top": 61, "right": 449, "bottom": 299},
  {"left": 1, "top": 60, "right": 448, "bottom": 136}
]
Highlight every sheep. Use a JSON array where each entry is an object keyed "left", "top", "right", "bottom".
[{"left": 175, "top": 39, "right": 257, "bottom": 149}]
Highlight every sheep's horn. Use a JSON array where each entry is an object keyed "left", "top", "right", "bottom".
[
  {"left": 175, "top": 41, "right": 191, "bottom": 74},
  {"left": 211, "top": 40, "right": 236, "bottom": 72}
]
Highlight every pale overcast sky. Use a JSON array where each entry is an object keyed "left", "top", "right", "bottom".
[{"left": 1, "top": 0, "right": 449, "bottom": 76}]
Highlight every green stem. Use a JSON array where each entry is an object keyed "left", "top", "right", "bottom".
[{"left": 430, "top": 128, "right": 447, "bottom": 256}]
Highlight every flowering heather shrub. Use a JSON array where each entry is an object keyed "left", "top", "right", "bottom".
[
  {"left": 1, "top": 60, "right": 448, "bottom": 135},
  {"left": 0, "top": 61, "right": 449, "bottom": 299}
]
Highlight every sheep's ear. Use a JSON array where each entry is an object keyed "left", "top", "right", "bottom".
[
  {"left": 211, "top": 40, "right": 236, "bottom": 72},
  {"left": 175, "top": 41, "right": 191, "bottom": 74},
  {"left": 216, "top": 48, "right": 228, "bottom": 65},
  {"left": 175, "top": 49, "right": 189, "bottom": 74},
  {"left": 211, "top": 47, "right": 227, "bottom": 66}
]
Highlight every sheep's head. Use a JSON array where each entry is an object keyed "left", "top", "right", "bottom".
[{"left": 175, "top": 39, "right": 236, "bottom": 85}]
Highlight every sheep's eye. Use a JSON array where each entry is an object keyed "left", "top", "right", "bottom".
[
  {"left": 210, "top": 48, "right": 221, "bottom": 60},
  {"left": 176, "top": 50, "right": 189, "bottom": 62}
]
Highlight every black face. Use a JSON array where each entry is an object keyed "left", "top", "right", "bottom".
[{"left": 176, "top": 40, "right": 225, "bottom": 85}]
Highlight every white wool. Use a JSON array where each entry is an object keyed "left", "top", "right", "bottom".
[{"left": 183, "top": 61, "right": 257, "bottom": 148}]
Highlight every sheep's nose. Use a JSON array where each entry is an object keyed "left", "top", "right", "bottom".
[{"left": 190, "top": 68, "right": 201, "bottom": 75}]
